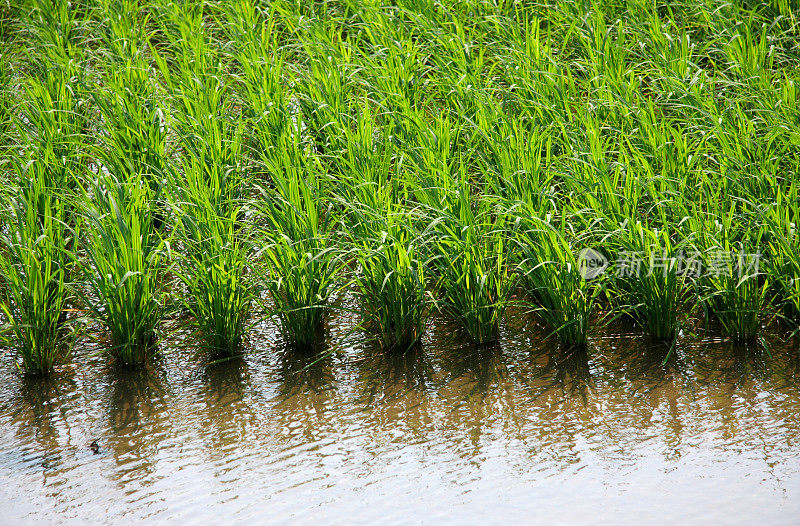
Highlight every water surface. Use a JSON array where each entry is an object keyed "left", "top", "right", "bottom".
[{"left": 2, "top": 311, "right": 799, "bottom": 524}]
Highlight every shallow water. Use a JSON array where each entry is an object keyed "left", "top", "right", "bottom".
[{"left": 2, "top": 310, "right": 800, "bottom": 524}]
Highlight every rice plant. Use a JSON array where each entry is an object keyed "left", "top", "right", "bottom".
[
  {"left": 691, "top": 208, "right": 770, "bottom": 342},
  {"left": 80, "top": 174, "right": 166, "bottom": 366},
  {"left": 1, "top": 0, "right": 798, "bottom": 363},
  {"left": 172, "top": 166, "right": 256, "bottom": 357},
  {"left": 430, "top": 179, "right": 513, "bottom": 345},
  {"left": 516, "top": 216, "right": 601, "bottom": 350},
  {"left": 255, "top": 126, "right": 339, "bottom": 350},
  {"left": 701, "top": 243, "right": 769, "bottom": 342},
  {"left": 765, "top": 184, "right": 800, "bottom": 326},
  {"left": 334, "top": 104, "right": 430, "bottom": 351},
  {"left": 0, "top": 185, "right": 75, "bottom": 374},
  {"left": 612, "top": 222, "right": 691, "bottom": 341},
  {"left": 346, "top": 201, "right": 431, "bottom": 352}
]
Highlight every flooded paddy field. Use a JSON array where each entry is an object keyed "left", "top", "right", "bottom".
[{"left": 2, "top": 0, "right": 800, "bottom": 522}]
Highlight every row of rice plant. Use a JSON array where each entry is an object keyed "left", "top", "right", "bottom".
[{"left": 0, "top": 0, "right": 799, "bottom": 375}]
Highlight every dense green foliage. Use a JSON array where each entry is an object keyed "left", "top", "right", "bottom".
[{"left": 0, "top": 0, "right": 798, "bottom": 370}]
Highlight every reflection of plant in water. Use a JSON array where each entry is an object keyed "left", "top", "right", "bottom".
[
  {"left": 16, "top": 373, "right": 78, "bottom": 467},
  {"left": 438, "top": 341, "right": 506, "bottom": 397},
  {"left": 202, "top": 356, "right": 249, "bottom": 406},
  {"left": 275, "top": 346, "right": 335, "bottom": 398},
  {"left": 107, "top": 366, "right": 168, "bottom": 431},
  {"left": 200, "top": 356, "right": 252, "bottom": 452},
  {"left": 105, "top": 365, "right": 169, "bottom": 484},
  {"left": 547, "top": 346, "right": 592, "bottom": 403},
  {"left": 271, "top": 346, "right": 337, "bottom": 442},
  {"left": 696, "top": 340, "right": 771, "bottom": 388},
  {"left": 355, "top": 345, "right": 435, "bottom": 408}
]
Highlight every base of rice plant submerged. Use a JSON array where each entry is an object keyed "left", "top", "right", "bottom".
[
  {"left": 612, "top": 225, "right": 691, "bottom": 342},
  {"left": 256, "top": 134, "right": 340, "bottom": 351},
  {"left": 516, "top": 218, "right": 599, "bottom": 350},
  {"left": 357, "top": 238, "right": 428, "bottom": 352}
]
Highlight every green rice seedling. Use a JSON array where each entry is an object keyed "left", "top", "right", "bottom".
[
  {"left": 173, "top": 202, "right": 255, "bottom": 357},
  {"left": 612, "top": 222, "right": 692, "bottom": 341},
  {"left": 701, "top": 242, "right": 769, "bottom": 342},
  {"left": 255, "top": 127, "right": 339, "bottom": 350},
  {"left": 163, "top": 32, "right": 255, "bottom": 355},
  {"left": 15, "top": 68, "right": 88, "bottom": 214},
  {"left": 172, "top": 161, "right": 256, "bottom": 357},
  {"left": 18, "top": 0, "right": 85, "bottom": 71},
  {"left": 93, "top": 0, "right": 167, "bottom": 202},
  {"left": 406, "top": 115, "right": 513, "bottom": 345},
  {"left": 473, "top": 102, "right": 595, "bottom": 348},
  {"left": 80, "top": 174, "right": 166, "bottom": 366},
  {"left": 0, "top": 185, "right": 75, "bottom": 374},
  {"left": 156, "top": 6, "right": 259, "bottom": 356},
  {"left": 689, "top": 204, "right": 769, "bottom": 342},
  {"left": 356, "top": 226, "right": 428, "bottom": 351},
  {"left": 516, "top": 216, "right": 601, "bottom": 350},
  {"left": 0, "top": 50, "right": 12, "bottom": 149},
  {"left": 430, "top": 178, "right": 513, "bottom": 345},
  {"left": 334, "top": 104, "right": 430, "bottom": 351},
  {"left": 346, "top": 198, "right": 431, "bottom": 352}
]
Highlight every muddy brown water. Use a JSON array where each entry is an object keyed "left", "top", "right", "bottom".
[{"left": 2, "top": 309, "right": 800, "bottom": 524}]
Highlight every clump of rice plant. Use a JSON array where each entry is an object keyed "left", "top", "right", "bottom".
[
  {"left": 765, "top": 187, "right": 800, "bottom": 326},
  {"left": 613, "top": 222, "right": 690, "bottom": 341},
  {"left": 336, "top": 105, "right": 429, "bottom": 351},
  {"left": 92, "top": 59, "right": 168, "bottom": 225},
  {"left": 410, "top": 117, "right": 513, "bottom": 345},
  {"left": 429, "top": 180, "right": 513, "bottom": 345},
  {"left": 0, "top": 184, "right": 76, "bottom": 374},
  {"left": 349, "top": 205, "right": 430, "bottom": 352},
  {"left": 256, "top": 130, "right": 339, "bottom": 350},
  {"left": 701, "top": 244, "right": 769, "bottom": 342},
  {"left": 516, "top": 216, "right": 601, "bottom": 350},
  {"left": 172, "top": 175, "right": 256, "bottom": 357},
  {"left": 80, "top": 174, "right": 166, "bottom": 366},
  {"left": 154, "top": 7, "right": 256, "bottom": 357},
  {"left": 692, "top": 210, "right": 769, "bottom": 342}
]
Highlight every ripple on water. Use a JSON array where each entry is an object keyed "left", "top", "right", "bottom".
[{"left": 1, "top": 314, "right": 800, "bottom": 524}]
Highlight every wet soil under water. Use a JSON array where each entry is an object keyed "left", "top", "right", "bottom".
[{"left": 1, "top": 310, "right": 800, "bottom": 524}]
